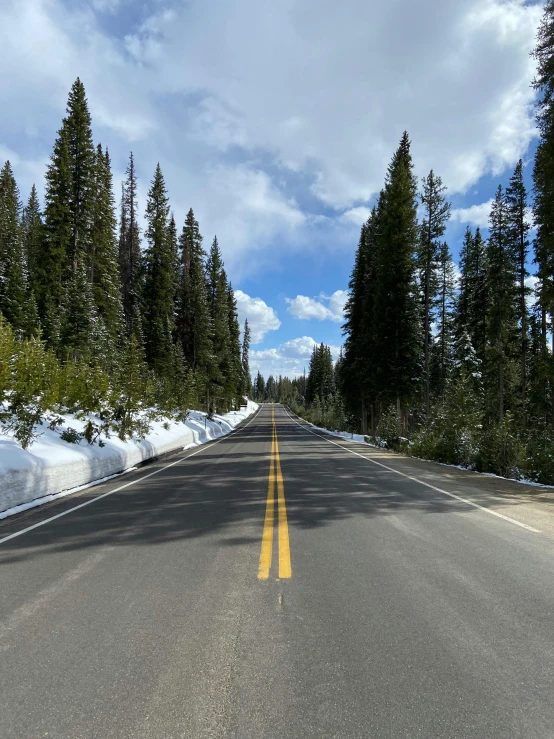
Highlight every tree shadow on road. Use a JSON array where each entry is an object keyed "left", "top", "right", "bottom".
[{"left": 0, "top": 417, "right": 545, "bottom": 565}]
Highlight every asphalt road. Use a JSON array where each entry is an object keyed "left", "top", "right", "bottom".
[{"left": 2, "top": 404, "right": 554, "bottom": 738}]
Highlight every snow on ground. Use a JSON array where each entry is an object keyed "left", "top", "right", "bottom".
[
  {"left": 0, "top": 401, "right": 258, "bottom": 518},
  {"left": 289, "top": 411, "right": 370, "bottom": 446}
]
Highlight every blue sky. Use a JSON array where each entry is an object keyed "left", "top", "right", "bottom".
[{"left": 0, "top": 0, "right": 544, "bottom": 377}]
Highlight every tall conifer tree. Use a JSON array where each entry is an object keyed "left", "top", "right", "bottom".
[
  {"left": 41, "top": 123, "right": 72, "bottom": 333},
  {"left": 417, "top": 170, "right": 451, "bottom": 415},
  {"left": 89, "top": 145, "right": 123, "bottom": 343},
  {"left": 0, "top": 162, "right": 35, "bottom": 335},
  {"left": 119, "top": 152, "right": 143, "bottom": 341},
  {"left": 142, "top": 163, "right": 174, "bottom": 375},
  {"left": 177, "top": 209, "right": 212, "bottom": 381},
  {"left": 374, "top": 132, "right": 421, "bottom": 420},
  {"left": 241, "top": 319, "right": 252, "bottom": 395},
  {"left": 506, "top": 159, "right": 530, "bottom": 421},
  {"left": 206, "top": 236, "right": 231, "bottom": 409},
  {"left": 227, "top": 283, "right": 243, "bottom": 403},
  {"left": 430, "top": 242, "right": 456, "bottom": 401},
  {"left": 341, "top": 205, "right": 380, "bottom": 431},
  {"left": 65, "top": 78, "right": 95, "bottom": 270},
  {"left": 456, "top": 226, "right": 488, "bottom": 368},
  {"left": 485, "top": 186, "right": 519, "bottom": 420},
  {"left": 532, "top": 2, "right": 554, "bottom": 423},
  {"left": 22, "top": 185, "right": 43, "bottom": 300}
]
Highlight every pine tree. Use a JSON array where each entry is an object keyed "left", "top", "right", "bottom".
[
  {"left": 21, "top": 185, "right": 43, "bottom": 300},
  {"left": 89, "top": 145, "right": 123, "bottom": 344},
  {"left": 119, "top": 152, "right": 143, "bottom": 341},
  {"left": 168, "top": 213, "right": 180, "bottom": 322},
  {"left": 532, "top": 2, "right": 554, "bottom": 424},
  {"left": 60, "top": 260, "right": 98, "bottom": 360},
  {"left": 306, "top": 343, "right": 335, "bottom": 405},
  {"left": 456, "top": 226, "right": 488, "bottom": 368},
  {"left": 254, "top": 370, "right": 265, "bottom": 401},
  {"left": 527, "top": 307, "right": 551, "bottom": 422},
  {"left": 0, "top": 160, "right": 22, "bottom": 286},
  {"left": 0, "top": 162, "right": 36, "bottom": 336},
  {"left": 177, "top": 210, "right": 213, "bottom": 392},
  {"left": 341, "top": 205, "right": 380, "bottom": 432},
  {"left": 142, "top": 164, "right": 174, "bottom": 375},
  {"left": 227, "top": 283, "right": 243, "bottom": 404},
  {"left": 241, "top": 318, "right": 252, "bottom": 395},
  {"left": 40, "top": 123, "right": 72, "bottom": 330},
  {"left": 430, "top": 242, "right": 456, "bottom": 401},
  {"left": 374, "top": 132, "right": 421, "bottom": 421},
  {"left": 65, "top": 78, "right": 95, "bottom": 270},
  {"left": 485, "top": 186, "right": 519, "bottom": 420},
  {"left": 506, "top": 159, "right": 531, "bottom": 422},
  {"left": 206, "top": 236, "right": 231, "bottom": 410},
  {"left": 417, "top": 170, "right": 451, "bottom": 415}
]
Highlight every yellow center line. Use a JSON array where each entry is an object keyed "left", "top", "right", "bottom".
[
  {"left": 258, "top": 408, "right": 292, "bottom": 580},
  {"left": 258, "top": 420, "right": 276, "bottom": 580}
]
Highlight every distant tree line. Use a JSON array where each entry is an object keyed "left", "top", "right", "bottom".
[
  {"left": 252, "top": 342, "right": 346, "bottom": 431},
  {"left": 0, "top": 79, "right": 251, "bottom": 447}
]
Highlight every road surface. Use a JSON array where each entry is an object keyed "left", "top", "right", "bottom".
[{"left": 1, "top": 404, "right": 554, "bottom": 738}]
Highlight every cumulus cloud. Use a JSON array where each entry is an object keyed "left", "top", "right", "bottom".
[
  {"left": 117, "top": 0, "right": 541, "bottom": 206},
  {"left": 0, "top": 0, "right": 543, "bottom": 273},
  {"left": 287, "top": 290, "right": 348, "bottom": 322},
  {"left": 250, "top": 336, "right": 341, "bottom": 378},
  {"left": 234, "top": 290, "right": 281, "bottom": 343},
  {"left": 340, "top": 207, "right": 372, "bottom": 226},
  {"left": 451, "top": 199, "right": 535, "bottom": 231},
  {"left": 451, "top": 200, "right": 494, "bottom": 229}
]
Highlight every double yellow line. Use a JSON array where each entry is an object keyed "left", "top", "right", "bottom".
[{"left": 258, "top": 408, "right": 292, "bottom": 580}]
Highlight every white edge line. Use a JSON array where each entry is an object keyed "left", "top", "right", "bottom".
[
  {"left": 283, "top": 408, "right": 540, "bottom": 534},
  {"left": 0, "top": 406, "right": 262, "bottom": 546}
]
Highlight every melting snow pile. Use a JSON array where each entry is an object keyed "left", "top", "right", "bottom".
[{"left": 0, "top": 401, "right": 258, "bottom": 518}]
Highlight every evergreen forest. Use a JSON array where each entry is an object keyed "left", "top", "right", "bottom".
[
  {"left": 0, "top": 79, "right": 251, "bottom": 448},
  {"left": 252, "top": 2, "right": 554, "bottom": 485}
]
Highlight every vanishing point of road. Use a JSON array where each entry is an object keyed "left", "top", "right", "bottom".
[{"left": 2, "top": 404, "right": 554, "bottom": 738}]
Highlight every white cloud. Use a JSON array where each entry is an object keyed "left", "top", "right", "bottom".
[
  {"left": 119, "top": 0, "right": 541, "bottom": 207},
  {"left": 0, "top": 0, "right": 543, "bottom": 272},
  {"left": 234, "top": 290, "right": 281, "bottom": 344},
  {"left": 287, "top": 290, "right": 348, "bottom": 322},
  {"left": 340, "top": 206, "right": 371, "bottom": 226},
  {"left": 250, "top": 336, "right": 341, "bottom": 377},
  {"left": 525, "top": 274, "right": 539, "bottom": 307},
  {"left": 451, "top": 199, "right": 494, "bottom": 229},
  {"left": 451, "top": 200, "right": 535, "bottom": 231}
]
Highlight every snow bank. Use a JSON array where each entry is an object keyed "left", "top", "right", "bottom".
[{"left": 0, "top": 401, "right": 258, "bottom": 518}]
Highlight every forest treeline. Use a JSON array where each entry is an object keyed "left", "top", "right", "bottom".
[
  {"left": 252, "top": 3, "right": 554, "bottom": 484},
  {"left": 0, "top": 79, "right": 252, "bottom": 448}
]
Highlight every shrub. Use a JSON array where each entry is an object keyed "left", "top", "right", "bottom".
[
  {"left": 4, "top": 337, "right": 61, "bottom": 448},
  {"left": 373, "top": 405, "right": 403, "bottom": 451},
  {"left": 522, "top": 424, "right": 554, "bottom": 485},
  {"left": 476, "top": 413, "right": 526, "bottom": 480}
]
